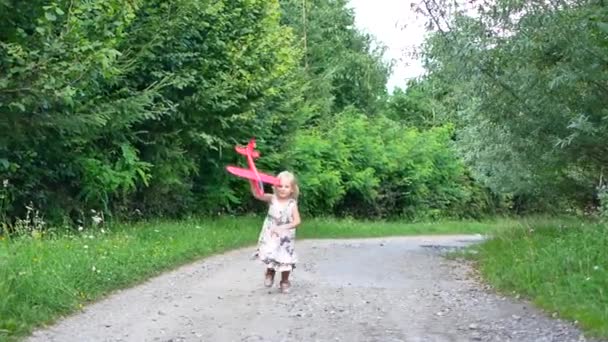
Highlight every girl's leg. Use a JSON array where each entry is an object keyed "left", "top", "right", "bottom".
[{"left": 264, "top": 268, "right": 275, "bottom": 287}]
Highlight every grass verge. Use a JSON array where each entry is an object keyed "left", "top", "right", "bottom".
[
  {"left": 465, "top": 217, "right": 608, "bottom": 338},
  {"left": 301, "top": 217, "right": 496, "bottom": 238},
  {"left": 0, "top": 215, "right": 497, "bottom": 340}
]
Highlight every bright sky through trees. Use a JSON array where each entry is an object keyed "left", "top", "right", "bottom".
[{"left": 348, "top": 0, "right": 428, "bottom": 91}]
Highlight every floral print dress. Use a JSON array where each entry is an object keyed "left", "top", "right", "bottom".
[{"left": 254, "top": 195, "right": 298, "bottom": 272}]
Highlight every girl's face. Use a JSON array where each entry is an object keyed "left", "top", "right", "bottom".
[{"left": 275, "top": 178, "right": 293, "bottom": 199}]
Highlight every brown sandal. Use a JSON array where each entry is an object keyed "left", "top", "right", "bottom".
[
  {"left": 264, "top": 269, "right": 275, "bottom": 287},
  {"left": 279, "top": 281, "right": 291, "bottom": 293}
]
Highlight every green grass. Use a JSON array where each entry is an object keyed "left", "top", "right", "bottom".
[
  {"left": 0, "top": 215, "right": 496, "bottom": 340},
  {"left": 0, "top": 217, "right": 260, "bottom": 341},
  {"left": 301, "top": 216, "right": 499, "bottom": 238},
  {"left": 466, "top": 217, "right": 608, "bottom": 338}
]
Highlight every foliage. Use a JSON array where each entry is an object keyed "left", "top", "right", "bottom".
[
  {"left": 0, "top": 0, "right": 305, "bottom": 224},
  {"left": 0, "top": 0, "right": 506, "bottom": 226},
  {"left": 279, "top": 0, "right": 391, "bottom": 117},
  {"left": 283, "top": 109, "right": 496, "bottom": 219},
  {"left": 598, "top": 184, "right": 608, "bottom": 220},
  {"left": 1, "top": 0, "right": 155, "bottom": 223},
  {"left": 383, "top": 80, "right": 444, "bottom": 128},
  {"left": 414, "top": 0, "right": 608, "bottom": 212},
  {"left": 120, "top": 0, "right": 305, "bottom": 216}
]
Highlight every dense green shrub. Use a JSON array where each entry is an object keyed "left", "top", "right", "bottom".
[{"left": 283, "top": 109, "right": 496, "bottom": 219}]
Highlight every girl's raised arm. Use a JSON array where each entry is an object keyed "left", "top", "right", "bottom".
[{"left": 250, "top": 180, "right": 273, "bottom": 202}]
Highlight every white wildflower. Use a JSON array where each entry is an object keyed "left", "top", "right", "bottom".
[
  {"left": 78, "top": 226, "right": 84, "bottom": 232},
  {"left": 92, "top": 215, "right": 103, "bottom": 225},
  {"left": 2, "top": 179, "right": 8, "bottom": 188}
]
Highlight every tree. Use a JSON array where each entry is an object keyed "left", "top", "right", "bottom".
[
  {"left": 414, "top": 0, "right": 608, "bottom": 211},
  {"left": 0, "top": 0, "right": 305, "bottom": 223},
  {"left": 279, "top": 0, "right": 392, "bottom": 117}
]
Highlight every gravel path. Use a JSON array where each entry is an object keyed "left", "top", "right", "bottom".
[{"left": 27, "top": 235, "right": 602, "bottom": 342}]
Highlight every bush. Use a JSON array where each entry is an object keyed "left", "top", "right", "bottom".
[{"left": 283, "top": 109, "right": 495, "bottom": 219}]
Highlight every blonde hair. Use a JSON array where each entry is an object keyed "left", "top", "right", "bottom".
[{"left": 274, "top": 171, "right": 299, "bottom": 199}]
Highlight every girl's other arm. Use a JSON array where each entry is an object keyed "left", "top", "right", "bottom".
[
  {"left": 275, "top": 203, "right": 301, "bottom": 232},
  {"left": 250, "top": 180, "right": 272, "bottom": 202},
  {"left": 291, "top": 204, "right": 301, "bottom": 228}
]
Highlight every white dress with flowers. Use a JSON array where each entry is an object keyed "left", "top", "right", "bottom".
[{"left": 254, "top": 195, "right": 298, "bottom": 272}]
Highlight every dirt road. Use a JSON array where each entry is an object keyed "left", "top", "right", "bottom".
[{"left": 27, "top": 235, "right": 599, "bottom": 342}]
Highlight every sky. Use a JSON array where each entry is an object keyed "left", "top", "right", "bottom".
[{"left": 347, "top": 0, "right": 429, "bottom": 92}]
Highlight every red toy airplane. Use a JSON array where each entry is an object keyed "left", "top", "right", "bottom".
[{"left": 225, "top": 138, "right": 281, "bottom": 196}]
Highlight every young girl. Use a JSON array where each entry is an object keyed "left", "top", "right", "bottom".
[{"left": 251, "top": 171, "right": 301, "bottom": 293}]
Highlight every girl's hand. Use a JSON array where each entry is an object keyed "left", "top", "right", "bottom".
[
  {"left": 270, "top": 227, "right": 284, "bottom": 237},
  {"left": 270, "top": 226, "right": 290, "bottom": 237},
  {"left": 250, "top": 180, "right": 272, "bottom": 202},
  {"left": 269, "top": 204, "right": 301, "bottom": 237},
  {"left": 274, "top": 224, "right": 293, "bottom": 233}
]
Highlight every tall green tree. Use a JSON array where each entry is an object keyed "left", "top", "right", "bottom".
[
  {"left": 279, "top": 0, "right": 391, "bottom": 117},
  {"left": 0, "top": 0, "right": 305, "bottom": 224},
  {"left": 383, "top": 80, "right": 445, "bottom": 128},
  {"left": 1, "top": 0, "right": 159, "bottom": 223},
  {"left": 415, "top": 0, "right": 608, "bottom": 210},
  {"left": 121, "top": 0, "right": 305, "bottom": 216}
]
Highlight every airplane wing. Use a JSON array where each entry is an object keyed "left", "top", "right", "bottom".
[
  {"left": 235, "top": 146, "right": 260, "bottom": 158},
  {"left": 225, "top": 166, "right": 281, "bottom": 186}
]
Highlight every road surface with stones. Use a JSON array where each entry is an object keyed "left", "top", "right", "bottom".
[{"left": 28, "top": 235, "right": 602, "bottom": 342}]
